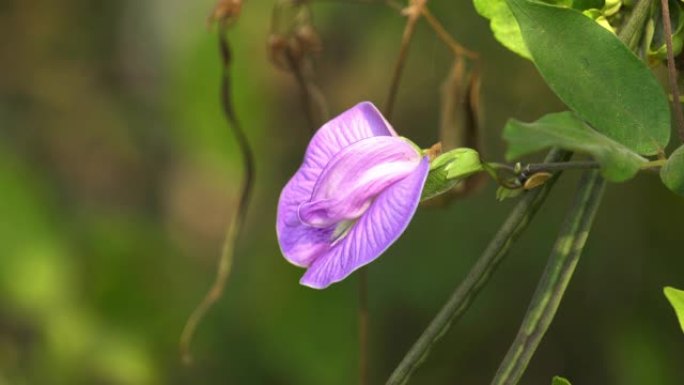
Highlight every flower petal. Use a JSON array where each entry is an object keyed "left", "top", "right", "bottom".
[
  {"left": 300, "top": 102, "right": 396, "bottom": 180},
  {"left": 299, "top": 157, "right": 430, "bottom": 289},
  {"left": 276, "top": 170, "right": 333, "bottom": 267},
  {"left": 298, "top": 136, "right": 422, "bottom": 228},
  {"left": 277, "top": 102, "right": 394, "bottom": 267}
]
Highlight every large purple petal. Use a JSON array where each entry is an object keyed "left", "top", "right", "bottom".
[
  {"left": 303, "top": 102, "right": 397, "bottom": 175},
  {"left": 298, "top": 136, "right": 422, "bottom": 228},
  {"left": 277, "top": 102, "right": 394, "bottom": 267},
  {"left": 299, "top": 157, "right": 430, "bottom": 289}
]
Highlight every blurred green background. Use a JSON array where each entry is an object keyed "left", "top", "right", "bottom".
[{"left": 1, "top": 1, "right": 683, "bottom": 384}]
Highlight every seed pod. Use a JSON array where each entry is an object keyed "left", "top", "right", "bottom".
[
  {"left": 523, "top": 172, "right": 553, "bottom": 190},
  {"left": 267, "top": 34, "right": 291, "bottom": 70},
  {"left": 208, "top": 0, "right": 242, "bottom": 26},
  {"left": 294, "top": 24, "right": 322, "bottom": 54}
]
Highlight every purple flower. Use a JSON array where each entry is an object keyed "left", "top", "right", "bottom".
[{"left": 277, "top": 102, "right": 429, "bottom": 289}]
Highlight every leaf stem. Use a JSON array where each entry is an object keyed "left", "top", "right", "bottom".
[
  {"left": 641, "top": 158, "right": 667, "bottom": 168},
  {"left": 491, "top": 170, "right": 606, "bottom": 385},
  {"left": 522, "top": 161, "right": 599, "bottom": 173},
  {"left": 385, "top": 149, "right": 572, "bottom": 385},
  {"left": 486, "top": 157, "right": 666, "bottom": 177}
]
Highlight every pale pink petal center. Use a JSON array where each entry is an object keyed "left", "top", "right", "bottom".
[{"left": 297, "top": 136, "right": 422, "bottom": 228}]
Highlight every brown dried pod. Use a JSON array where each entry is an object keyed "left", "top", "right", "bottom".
[
  {"left": 267, "top": 34, "right": 291, "bottom": 71},
  {"left": 294, "top": 24, "right": 323, "bottom": 54},
  {"left": 523, "top": 172, "right": 553, "bottom": 190},
  {"left": 208, "top": 0, "right": 242, "bottom": 26}
]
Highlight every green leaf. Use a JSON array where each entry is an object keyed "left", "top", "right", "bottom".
[
  {"left": 503, "top": 111, "right": 648, "bottom": 182},
  {"left": 663, "top": 286, "right": 684, "bottom": 333},
  {"left": 496, "top": 186, "right": 524, "bottom": 201},
  {"left": 552, "top": 376, "right": 572, "bottom": 385},
  {"left": 660, "top": 145, "right": 684, "bottom": 195},
  {"left": 506, "top": 0, "right": 671, "bottom": 155},
  {"left": 474, "top": 0, "right": 531, "bottom": 59},
  {"left": 421, "top": 166, "right": 460, "bottom": 201}
]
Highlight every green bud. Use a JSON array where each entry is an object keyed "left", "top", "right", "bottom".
[
  {"left": 602, "top": 0, "right": 621, "bottom": 17},
  {"left": 444, "top": 149, "right": 483, "bottom": 180},
  {"left": 421, "top": 148, "right": 483, "bottom": 201}
]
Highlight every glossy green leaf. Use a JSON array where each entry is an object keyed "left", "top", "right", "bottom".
[
  {"left": 421, "top": 166, "right": 459, "bottom": 201},
  {"left": 552, "top": 376, "right": 572, "bottom": 385},
  {"left": 496, "top": 186, "right": 524, "bottom": 201},
  {"left": 660, "top": 145, "right": 684, "bottom": 196},
  {"left": 504, "top": 111, "right": 648, "bottom": 182},
  {"left": 663, "top": 286, "right": 684, "bottom": 333},
  {"left": 474, "top": 0, "right": 531, "bottom": 59},
  {"left": 507, "top": 0, "right": 671, "bottom": 155}
]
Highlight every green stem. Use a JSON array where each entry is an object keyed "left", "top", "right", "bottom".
[
  {"left": 522, "top": 161, "right": 599, "bottom": 173},
  {"left": 486, "top": 161, "right": 598, "bottom": 174},
  {"left": 618, "top": 0, "right": 652, "bottom": 49},
  {"left": 491, "top": 170, "right": 606, "bottom": 385},
  {"left": 385, "top": 149, "right": 571, "bottom": 385},
  {"left": 642, "top": 159, "right": 667, "bottom": 168},
  {"left": 487, "top": 157, "right": 665, "bottom": 176}
]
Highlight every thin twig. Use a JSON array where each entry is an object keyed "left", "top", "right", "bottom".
[
  {"left": 660, "top": 0, "right": 684, "bottom": 142},
  {"left": 421, "top": 7, "right": 478, "bottom": 59},
  {"left": 180, "top": 19, "right": 255, "bottom": 365},
  {"left": 384, "top": 0, "right": 427, "bottom": 120},
  {"left": 309, "top": 0, "right": 478, "bottom": 64},
  {"left": 523, "top": 161, "right": 599, "bottom": 173},
  {"left": 373, "top": 1, "right": 430, "bottom": 376},
  {"left": 439, "top": 55, "right": 467, "bottom": 151},
  {"left": 491, "top": 171, "right": 606, "bottom": 385},
  {"left": 285, "top": 49, "right": 330, "bottom": 132},
  {"left": 311, "top": 0, "right": 404, "bottom": 11},
  {"left": 385, "top": 149, "right": 572, "bottom": 385}
]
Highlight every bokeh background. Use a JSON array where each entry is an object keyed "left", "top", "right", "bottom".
[{"left": 1, "top": 1, "right": 683, "bottom": 384}]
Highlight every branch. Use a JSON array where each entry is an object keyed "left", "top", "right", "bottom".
[
  {"left": 284, "top": 48, "right": 330, "bottom": 132},
  {"left": 660, "top": 0, "right": 684, "bottom": 142},
  {"left": 385, "top": 149, "right": 571, "bottom": 385},
  {"left": 421, "top": 7, "right": 478, "bottom": 59},
  {"left": 491, "top": 170, "right": 606, "bottom": 385},
  {"left": 180, "top": 18, "right": 255, "bottom": 365},
  {"left": 384, "top": 0, "right": 427, "bottom": 120}
]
